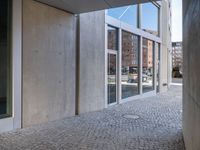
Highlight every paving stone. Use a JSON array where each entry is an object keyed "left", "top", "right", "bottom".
[{"left": 0, "top": 85, "right": 185, "bottom": 150}]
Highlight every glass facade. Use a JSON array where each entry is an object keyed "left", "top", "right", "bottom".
[
  {"left": 107, "top": 5, "right": 138, "bottom": 27},
  {"left": 142, "top": 38, "right": 154, "bottom": 93},
  {"left": 107, "top": 2, "right": 160, "bottom": 36},
  {"left": 0, "top": 0, "right": 12, "bottom": 118},
  {"left": 107, "top": 26, "right": 118, "bottom": 104},
  {"left": 141, "top": 2, "right": 159, "bottom": 36},
  {"left": 121, "top": 31, "right": 139, "bottom": 99},
  {"left": 107, "top": 53, "right": 117, "bottom": 104},
  {"left": 155, "top": 43, "right": 160, "bottom": 92},
  {"left": 108, "top": 26, "right": 118, "bottom": 50},
  {"left": 106, "top": 2, "right": 161, "bottom": 103}
]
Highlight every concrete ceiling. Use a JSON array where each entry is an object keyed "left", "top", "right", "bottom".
[{"left": 36, "top": 0, "right": 160, "bottom": 14}]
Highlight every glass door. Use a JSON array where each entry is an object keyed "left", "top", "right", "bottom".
[{"left": 107, "top": 53, "right": 117, "bottom": 105}]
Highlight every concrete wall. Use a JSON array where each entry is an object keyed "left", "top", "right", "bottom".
[
  {"left": 23, "top": 0, "right": 76, "bottom": 127},
  {"left": 78, "top": 11, "right": 105, "bottom": 114},
  {"left": 183, "top": 0, "right": 200, "bottom": 149},
  {"left": 160, "top": 0, "right": 172, "bottom": 92}
]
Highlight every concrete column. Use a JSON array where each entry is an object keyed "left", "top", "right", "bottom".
[
  {"left": 78, "top": 11, "right": 106, "bottom": 114},
  {"left": 118, "top": 29, "right": 122, "bottom": 103}
]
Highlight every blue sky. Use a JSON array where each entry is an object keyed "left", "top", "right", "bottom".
[
  {"left": 108, "top": 3, "right": 158, "bottom": 31},
  {"left": 171, "top": 0, "right": 182, "bottom": 42},
  {"left": 108, "top": 0, "right": 182, "bottom": 42},
  {"left": 141, "top": 3, "right": 158, "bottom": 31},
  {"left": 107, "top": 5, "right": 137, "bottom": 27}
]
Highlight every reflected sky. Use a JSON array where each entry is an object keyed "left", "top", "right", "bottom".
[
  {"left": 108, "top": 5, "right": 137, "bottom": 27},
  {"left": 107, "top": 3, "right": 158, "bottom": 32},
  {"left": 141, "top": 3, "right": 158, "bottom": 32}
]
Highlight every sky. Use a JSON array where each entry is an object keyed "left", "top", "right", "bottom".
[
  {"left": 107, "top": 1, "right": 183, "bottom": 42},
  {"left": 171, "top": 0, "right": 182, "bottom": 42},
  {"left": 107, "top": 3, "right": 158, "bottom": 31}
]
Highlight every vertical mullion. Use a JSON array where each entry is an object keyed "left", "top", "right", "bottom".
[
  {"left": 153, "top": 42, "right": 157, "bottom": 91},
  {"left": 118, "top": 29, "right": 122, "bottom": 104},
  {"left": 137, "top": 4, "right": 141, "bottom": 29},
  {"left": 158, "top": 7, "right": 161, "bottom": 37},
  {"left": 139, "top": 36, "right": 143, "bottom": 95},
  {"left": 158, "top": 44, "right": 161, "bottom": 92},
  {"left": 105, "top": 24, "right": 108, "bottom": 108}
]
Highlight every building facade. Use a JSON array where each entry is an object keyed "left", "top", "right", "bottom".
[
  {"left": 0, "top": 0, "right": 172, "bottom": 132},
  {"left": 172, "top": 42, "right": 183, "bottom": 69}
]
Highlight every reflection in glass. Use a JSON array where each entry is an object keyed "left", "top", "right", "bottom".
[
  {"left": 108, "top": 26, "right": 118, "bottom": 50},
  {"left": 141, "top": 2, "right": 159, "bottom": 36},
  {"left": 0, "top": 0, "right": 11, "bottom": 117},
  {"left": 155, "top": 43, "right": 160, "bottom": 92},
  {"left": 107, "top": 54, "right": 117, "bottom": 104},
  {"left": 142, "top": 38, "right": 154, "bottom": 93},
  {"left": 107, "top": 5, "right": 137, "bottom": 27},
  {"left": 121, "top": 31, "right": 139, "bottom": 99}
]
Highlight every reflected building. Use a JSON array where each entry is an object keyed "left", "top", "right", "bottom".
[
  {"left": 121, "top": 31, "right": 139, "bottom": 98},
  {"left": 108, "top": 26, "right": 118, "bottom": 50},
  {"left": 142, "top": 38, "right": 154, "bottom": 92},
  {"left": 122, "top": 32, "right": 138, "bottom": 68},
  {"left": 142, "top": 39, "right": 153, "bottom": 69}
]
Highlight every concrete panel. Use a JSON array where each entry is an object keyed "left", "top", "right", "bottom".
[
  {"left": 183, "top": 0, "right": 200, "bottom": 149},
  {"left": 23, "top": 0, "right": 76, "bottom": 127},
  {"left": 78, "top": 11, "right": 105, "bottom": 113},
  {"left": 160, "top": 0, "right": 171, "bottom": 92}
]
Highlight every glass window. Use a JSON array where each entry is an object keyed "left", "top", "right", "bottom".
[
  {"left": 141, "top": 2, "right": 159, "bottom": 36},
  {"left": 107, "top": 53, "right": 117, "bottom": 104},
  {"left": 121, "top": 31, "right": 139, "bottom": 99},
  {"left": 142, "top": 38, "right": 154, "bottom": 93},
  {"left": 0, "top": 0, "right": 12, "bottom": 118},
  {"left": 107, "top": 5, "right": 138, "bottom": 27},
  {"left": 155, "top": 43, "right": 160, "bottom": 92},
  {"left": 107, "top": 26, "right": 118, "bottom": 50}
]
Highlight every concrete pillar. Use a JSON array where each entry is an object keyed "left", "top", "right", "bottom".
[{"left": 78, "top": 11, "right": 106, "bottom": 114}]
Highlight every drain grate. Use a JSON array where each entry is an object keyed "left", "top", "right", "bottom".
[{"left": 123, "top": 114, "right": 140, "bottom": 120}]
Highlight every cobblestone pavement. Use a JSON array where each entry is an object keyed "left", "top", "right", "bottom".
[{"left": 0, "top": 85, "right": 185, "bottom": 150}]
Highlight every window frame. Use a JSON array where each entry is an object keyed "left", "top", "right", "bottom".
[
  {"left": 105, "top": 6, "right": 162, "bottom": 104},
  {"left": 140, "top": 2, "right": 160, "bottom": 37}
]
